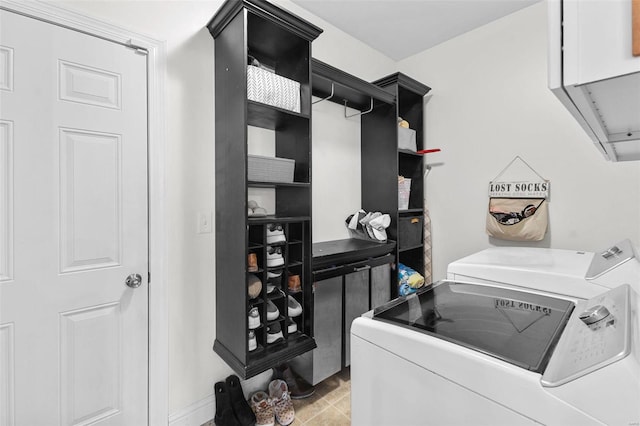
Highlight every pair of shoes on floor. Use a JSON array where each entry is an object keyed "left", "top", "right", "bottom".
[
  {"left": 249, "top": 390, "right": 274, "bottom": 426},
  {"left": 250, "top": 379, "right": 295, "bottom": 426},
  {"left": 214, "top": 375, "right": 256, "bottom": 426},
  {"left": 272, "top": 363, "right": 315, "bottom": 400}
]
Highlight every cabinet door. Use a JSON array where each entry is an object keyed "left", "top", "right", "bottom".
[
  {"left": 371, "top": 263, "right": 391, "bottom": 309},
  {"left": 344, "top": 269, "right": 370, "bottom": 367},
  {"left": 563, "top": 0, "right": 640, "bottom": 85},
  {"left": 310, "top": 276, "right": 343, "bottom": 383}
]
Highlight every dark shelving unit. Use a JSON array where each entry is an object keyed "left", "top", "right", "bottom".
[
  {"left": 366, "top": 73, "right": 431, "bottom": 298},
  {"left": 207, "top": 0, "right": 322, "bottom": 379}
]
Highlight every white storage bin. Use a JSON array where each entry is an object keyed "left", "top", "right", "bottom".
[
  {"left": 248, "top": 155, "right": 295, "bottom": 183},
  {"left": 398, "top": 177, "right": 412, "bottom": 210},
  {"left": 398, "top": 127, "right": 417, "bottom": 151},
  {"left": 247, "top": 65, "right": 301, "bottom": 113}
]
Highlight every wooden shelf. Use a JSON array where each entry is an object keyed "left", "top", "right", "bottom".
[
  {"left": 399, "top": 208, "right": 424, "bottom": 215},
  {"left": 248, "top": 180, "right": 310, "bottom": 188},
  {"left": 247, "top": 101, "right": 309, "bottom": 130},
  {"left": 247, "top": 216, "right": 311, "bottom": 224},
  {"left": 398, "top": 149, "right": 424, "bottom": 157}
]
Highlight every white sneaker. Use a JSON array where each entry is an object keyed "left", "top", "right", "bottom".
[
  {"left": 287, "top": 296, "right": 302, "bottom": 317},
  {"left": 267, "top": 322, "right": 284, "bottom": 345},
  {"left": 266, "top": 299, "right": 280, "bottom": 321},
  {"left": 266, "top": 223, "right": 286, "bottom": 244},
  {"left": 287, "top": 319, "right": 297, "bottom": 334},
  {"left": 267, "top": 270, "right": 282, "bottom": 292},
  {"left": 248, "top": 307, "right": 261, "bottom": 329},
  {"left": 248, "top": 330, "right": 257, "bottom": 351},
  {"left": 266, "top": 246, "right": 284, "bottom": 268}
]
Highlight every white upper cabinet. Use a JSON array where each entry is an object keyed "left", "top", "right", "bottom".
[
  {"left": 549, "top": 0, "right": 640, "bottom": 162},
  {"left": 563, "top": 0, "right": 639, "bottom": 85}
]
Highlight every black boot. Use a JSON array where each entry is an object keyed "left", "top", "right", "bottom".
[
  {"left": 225, "top": 375, "right": 256, "bottom": 426},
  {"left": 214, "top": 381, "right": 240, "bottom": 426}
]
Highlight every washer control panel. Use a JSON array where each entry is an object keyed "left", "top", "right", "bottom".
[
  {"left": 579, "top": 304, "right": 612, "bottom": 326},
  {"left": 541, "top": 284, "right": 631, "bottom": 387}
]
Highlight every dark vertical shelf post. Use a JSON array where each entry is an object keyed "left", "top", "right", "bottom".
[
  {"left": 207, "top": 0, "right": 322, "bottom": 379},
  {"left": 369, "top": 73, "right": 431, "bottom": 298}
]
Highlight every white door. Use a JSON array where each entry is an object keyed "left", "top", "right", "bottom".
[{"left": 0, "top": 10, "right": 148, "bottom": 426}]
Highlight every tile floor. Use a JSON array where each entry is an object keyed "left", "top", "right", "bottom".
[{"left": 203, "top": 367, "right": 351, "bottom": 426}]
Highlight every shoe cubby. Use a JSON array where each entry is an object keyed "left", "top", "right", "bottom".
[{"left": 243, "top": 219, "right": 312, "bottom": 365}]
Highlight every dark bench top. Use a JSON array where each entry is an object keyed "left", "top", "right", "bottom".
[{"left": 312, "top": 238, "right": 396, "bottom": 271}]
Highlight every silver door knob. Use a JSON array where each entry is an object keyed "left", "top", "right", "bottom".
[{"left": 125, "top": 273, "right": 143, "bottom": 288}]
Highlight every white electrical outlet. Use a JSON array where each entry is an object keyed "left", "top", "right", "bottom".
[{"left": 197, "top": 212, "right": 212, "bottom": 234}]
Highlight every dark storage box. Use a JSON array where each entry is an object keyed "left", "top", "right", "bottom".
[{"left": 398, "top": 216, "right": 423, "bottom": 250}]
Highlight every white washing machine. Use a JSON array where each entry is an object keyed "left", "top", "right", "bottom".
[{"left": 351, "top": 240, "right": 640, "bottom": 426}]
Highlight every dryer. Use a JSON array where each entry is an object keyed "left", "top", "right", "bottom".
[{"left": 350, "top": 240, "right": 640, "bottom": 425}]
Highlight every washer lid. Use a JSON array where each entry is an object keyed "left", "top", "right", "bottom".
[{"left": 373, "top": 281, "right": 575, "bottom": 373}]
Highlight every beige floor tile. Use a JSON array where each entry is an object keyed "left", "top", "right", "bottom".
[
  {"left": 292, "top": 392, "right": 331, "bottom": 424},
  {"left": 332, "top": 392, "right": 351, "bottom": 418},
  {"left": 304, "top": 405, "right": 350, "bottom": 426},
  {"left": 319, "top": 379, "right": 350, "bottom": 404},
  {"left": 314, "top": 375, "right": 341, "bottom": 397}
]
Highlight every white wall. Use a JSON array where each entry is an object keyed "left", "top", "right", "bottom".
[
  {"left": 54, "top": 0, "right": 395, "bottom": 418},
  {"left": 398, "top": 1, "right": 640, "bottom": 281}
]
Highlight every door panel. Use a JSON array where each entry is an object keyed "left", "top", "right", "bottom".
[
  {"left": 0, "top": 323, "right": 14, "bottom": 426},
  {"left": 370, "top": 263, "right": 391, "bottom": 309},
  {"left": 59, "top": 303, "right": 122, "bottom": 425},
  {"left": 344, "top": 270, "right": 369, "bottom": 367},
  {"left": 0, "top": 10, "right": 148, "bottom": 426},
  {"left": 58, "top": 60, "right": 122, "bottom": 109},
  {"left": 59, "top": 128, "right": 122, "bottom": 273},
  {"left": 0, "top": 120, "right": 12, "bottom": 282}
]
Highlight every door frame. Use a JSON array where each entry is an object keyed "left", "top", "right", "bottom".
[{"left": 0, "top": 1, "right": 169, "bottom": 424}]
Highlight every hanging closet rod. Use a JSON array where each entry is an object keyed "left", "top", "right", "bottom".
[
  {"left": 344, "top": 98, "right": 373, "bottom": 119},
  {"left": 312, "top": 82, "right": 335, "bottom": 104}
]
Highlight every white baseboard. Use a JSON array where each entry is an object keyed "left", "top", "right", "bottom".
[
  {"left": 168, "top": 371, "right": 273, "bottom": 426},
  {"left": 168, "top": 394, "right": 215, "bottom": 426}
]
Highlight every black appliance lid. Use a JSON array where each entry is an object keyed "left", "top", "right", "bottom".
[{"left": 373, "top": 281, "right": 575, "bottom": 373}]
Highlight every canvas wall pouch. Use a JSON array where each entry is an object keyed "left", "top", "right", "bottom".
[{"left": 486, "top": 157, "right": 550, "bottom": 242}]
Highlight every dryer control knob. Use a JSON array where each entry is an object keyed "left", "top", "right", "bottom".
[{"left": 579, "top": 304, "right": 610, "bottom": 326}]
